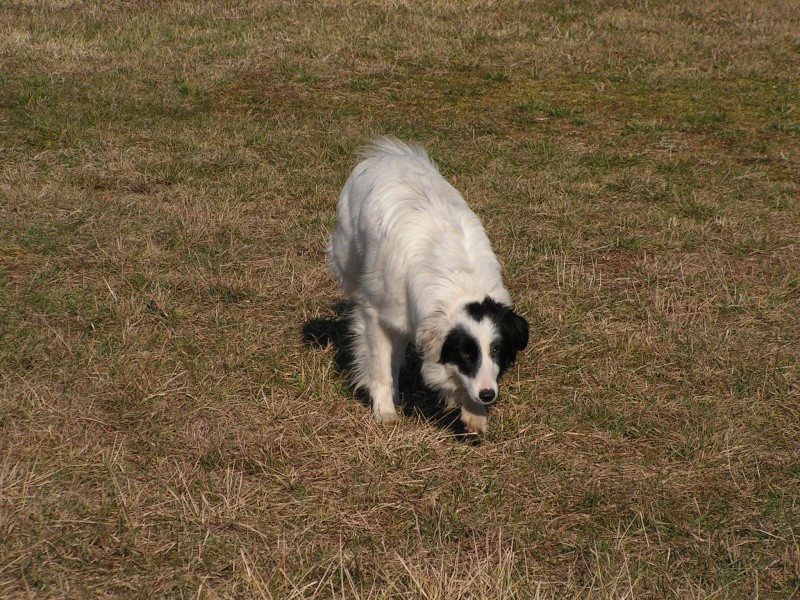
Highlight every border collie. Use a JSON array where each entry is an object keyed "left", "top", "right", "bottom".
[{"left": 327, "top": 138, "right": 528, "bottom": 434}]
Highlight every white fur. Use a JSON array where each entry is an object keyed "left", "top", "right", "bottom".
[{"left": 327, "top": 138, "right": 514, "bottom": 433}]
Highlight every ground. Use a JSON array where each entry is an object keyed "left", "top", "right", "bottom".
[{"left": 1, "top": 1, "right": 799, "bottom": 598}]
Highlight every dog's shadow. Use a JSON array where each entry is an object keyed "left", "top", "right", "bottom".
[{"left": 301, "top": 301, "right": 476, "bottom": 440}]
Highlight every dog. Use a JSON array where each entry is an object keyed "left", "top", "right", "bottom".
[{"left": 327, "top": 138, "right": 528, "bottom": 434}]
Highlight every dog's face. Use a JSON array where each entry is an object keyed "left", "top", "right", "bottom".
[{"left": 439, "top": 297, "right": 528, "bottom": 406}]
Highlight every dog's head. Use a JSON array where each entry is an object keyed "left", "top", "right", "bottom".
[{"left": 439, "top": 296, "right": 528, "bottom": 406}]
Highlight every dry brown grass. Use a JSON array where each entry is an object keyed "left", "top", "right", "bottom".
[{"left": 1, "top": 0, "right": 799, "bottom": 597}]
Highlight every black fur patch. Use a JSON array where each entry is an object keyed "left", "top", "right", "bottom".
[
  {"left": 464, "top": 296, "right": 508, "bottom": 322},
  {"left": 439, "top": 326, "right": 480, "bottom": 377},
  {"left": 464, "top": 296, "right": 529, "bottom": 376}
]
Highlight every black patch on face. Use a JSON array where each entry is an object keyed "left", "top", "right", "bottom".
[
  {"left": 465, "top": 296, "right": 507, "bottom": 322},
  {"left": 464, "top": 296, "right": 529, "bottom": 377},
  {"left": 439, "top": 326, "right": 480, "bottom": 377}
]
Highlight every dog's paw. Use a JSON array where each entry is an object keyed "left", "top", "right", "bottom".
[
  {"left": 373, "top": 409, "right": 399, "bottom": 425},
  {"left": 460, "top": 410, "right": 487, "bottom": 435}
]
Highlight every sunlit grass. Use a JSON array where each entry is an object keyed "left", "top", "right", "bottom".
[{"left": 1, "top": 1, "right": 798, "bottom": 597}]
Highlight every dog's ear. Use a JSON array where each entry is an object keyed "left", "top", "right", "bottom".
[
  {"left": 416, "top": 308, "right": 448, "bottom": 359},
  {"left": 504, "top": 310, "right": 529, "bottom": 351}
]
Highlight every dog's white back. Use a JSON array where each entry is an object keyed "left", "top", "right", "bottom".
[{"left": 328, "top": 138, "right": 527, "bottom": 434}]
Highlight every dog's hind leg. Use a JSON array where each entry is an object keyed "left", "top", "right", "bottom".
[
  {"left": 358, "top": 306, "right": 401, "bottom": 424},
  {"left": 390, "top": 336, "right": 407, "bottom": 406}
]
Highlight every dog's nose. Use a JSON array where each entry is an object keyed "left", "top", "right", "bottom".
[{"left": 478, "top": 388, "right": 496, "bottom": 404}]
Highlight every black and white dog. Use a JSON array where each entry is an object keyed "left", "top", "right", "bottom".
[{"left": 327, "top": 138, "right": 528, "bottom": 434}]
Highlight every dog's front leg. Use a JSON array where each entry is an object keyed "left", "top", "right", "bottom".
[
  {"left": 439, "top": 388, "right": 487, "bottom": 434},
  {"left": 361, "top": 307, "right": 400, "bottom": 424},
  {"left": 460, "top": 395, "right": 488, "bottom": 435}
]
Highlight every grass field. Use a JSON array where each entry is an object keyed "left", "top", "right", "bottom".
[{"left": 1, "top": 1, "right": 799, "bottom": 597}]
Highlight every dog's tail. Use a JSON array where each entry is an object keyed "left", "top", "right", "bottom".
[{"left": 360, "top": 136, "right": 434, "bottom": 166}]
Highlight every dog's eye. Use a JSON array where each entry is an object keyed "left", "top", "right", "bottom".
[
  {"left": 490, "top": 345, "right": 500, "bottom": 358},
  {"left": 461, "top": 350, "right": 471, "bottom": 361}
]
